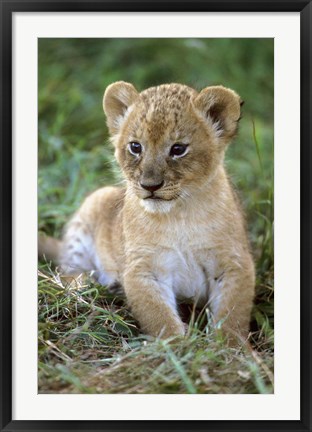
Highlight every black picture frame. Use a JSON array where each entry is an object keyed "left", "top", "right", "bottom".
[{"left": 1, "top": 1, "right": 311, "bottom": 431}]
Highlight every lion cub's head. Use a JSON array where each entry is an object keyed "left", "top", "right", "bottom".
[{"left": 103, "top": 81, "right": 242, "bottom": 213}]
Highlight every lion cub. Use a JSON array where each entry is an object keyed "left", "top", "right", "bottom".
[{"left": 40, "top": 81, "right": 255, "bottom": 342}]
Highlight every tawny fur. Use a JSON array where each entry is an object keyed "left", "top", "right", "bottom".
[{"left": 39, "top": 81, "right": 255, "bottom": 343}]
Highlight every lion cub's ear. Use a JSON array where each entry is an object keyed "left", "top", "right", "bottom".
[
  {"left": 103, "top": 81, "right": 139, "bottom": 135},
  {"left": 193, "top": 86, "right": 243, "bottom": 141}
]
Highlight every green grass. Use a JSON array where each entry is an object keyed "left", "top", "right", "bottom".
[
  {"left": 38, "top": 38, "right": 274, "bottom": 394},
  {"left": 38, "top": 266, "right": 273, "bottom": 394}
]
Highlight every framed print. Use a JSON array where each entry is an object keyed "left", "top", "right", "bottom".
[{"left": 1, "top": 0, "right": 311, "bottom": 431}]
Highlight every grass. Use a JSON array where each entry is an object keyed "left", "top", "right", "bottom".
[
  {"left": 38, "top": 267, "right": 273, "bottom": 394},
  {"left": 38, "top": 38, "right": 274, "bottom": 394}
]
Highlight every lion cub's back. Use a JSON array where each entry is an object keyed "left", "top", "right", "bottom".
[
  {"left": 79, "top": 186, "right": 125, "bottom": 228},
  {"left": 80, "top": 185, "right": 125, "bottom": 255}
]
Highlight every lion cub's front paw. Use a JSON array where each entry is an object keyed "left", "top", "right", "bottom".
[{"left": 143, "top": 316, "right": 185, "bottom": 340}]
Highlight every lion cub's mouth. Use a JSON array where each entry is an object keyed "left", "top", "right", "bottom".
[{"left": 144, "top": 194, "right": 176, "bottom": 201}]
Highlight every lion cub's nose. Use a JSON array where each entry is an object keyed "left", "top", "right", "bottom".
[{"left": 140, "top": 181, "right": 164, "bottom": 192}]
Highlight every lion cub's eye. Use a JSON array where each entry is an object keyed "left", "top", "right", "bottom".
[
  {"left": 170, "top": 143, "right": 189, "bottom": 158},
  {"left": 128, "top": 142, "right": 142, "bottom": 156}
]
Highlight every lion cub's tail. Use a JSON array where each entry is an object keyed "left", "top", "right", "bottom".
[{"left": 38, "top": 234, "right": 62, "bottom": 264}]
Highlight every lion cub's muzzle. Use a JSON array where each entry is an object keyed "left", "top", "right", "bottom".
[{"left": 132, "top": 179, "right": 181, "bottom": 202}]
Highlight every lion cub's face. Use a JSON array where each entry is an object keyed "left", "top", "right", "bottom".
[{"left": 103, "top": 82, "right": 241, "bottom": 213}]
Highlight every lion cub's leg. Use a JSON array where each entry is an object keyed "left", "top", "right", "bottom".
[
  {"left": 59, "top": 215, "right": 114, "bottom": 286},
  {"left": 209, "top": 254, "right": 255, "bottom": 344},
  {"left": 123, "top": 265, "right": 185, "bottom": 338}
]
